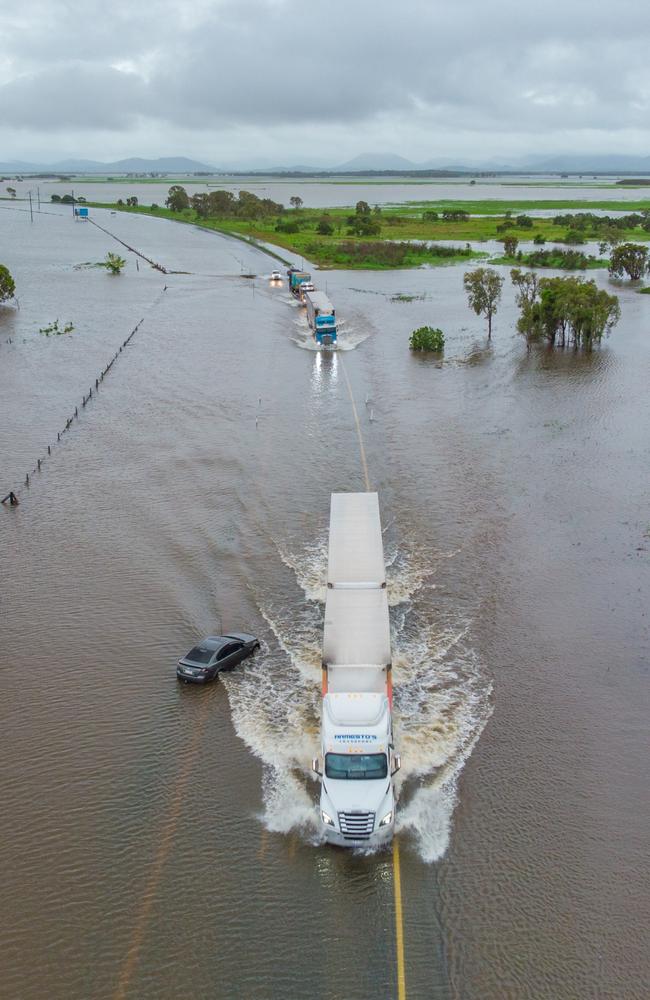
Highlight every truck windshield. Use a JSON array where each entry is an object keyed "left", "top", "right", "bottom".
[{"left": 325, "top": 753, "right": 388, "bottom": 780}]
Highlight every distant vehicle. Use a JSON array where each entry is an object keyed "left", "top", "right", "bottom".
[
  {"left": 287, "top": 268, "right": 312, "bottom": 299},
  {"left": 177, "top": 633, "right": 260, "bottom": 684},
  {"left": 270, "top": 269, "right": 283, "bottom": 282}
]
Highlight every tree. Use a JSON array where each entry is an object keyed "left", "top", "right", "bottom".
[
  {"left": 409, "top": 326, "right": 445, "bottom": 351},
  {"left": 317, "top": 217, "right": 334, "bottom": 235},
  {"left": 608, "top": 243, "right": 649, "bottom": 281},
  {"left": 510, "top": 268, "right": 540, "bottom": 308},
  {"left": 166, "top": 185, "right": 189, "bottom": 212},
  {"left": 50, "top": 194, "right": 62, "bottom": 202},
  {"left": 289, "top": 195, "right": 303, "bottom": 210},
  {"left": 104, "top": 252, "right": 126, "bottom": 275},
  {"left": 355, "top": 200, "right": 371, "bottom": 216},
  {"left": 190, "top": 193, "right": 210, "bottom": 218},
  {"left": 126, "top": 196, "right": 138, "bottom": 207},
  {"left": 0, "top": 264, "right": 16, "bottom": 303},
  {"left": 6, "top": 187, "right": 16, "bottom": 198},
  {"left": 502, "top": 235, "right": 519, "bottom": 257},
  {"left": 463, "top": 268, "right": 504, "bottom": 339}
]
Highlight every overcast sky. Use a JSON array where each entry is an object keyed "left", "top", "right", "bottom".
[{"left": 1, "top": 0, "right": 649, "bottom": 165}]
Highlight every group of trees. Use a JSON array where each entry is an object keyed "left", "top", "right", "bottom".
[
  {"left": 461, "top": 266, "right": 621, "bottom": 349},
  {"left": 165, "top": 185, "right": 283, "bottom": 221},
  {"left": 51, "top": 194, "right": 85, "bottom": 204},
  {"left": 346, "top": 201, "right": 382, "bottom": 237},
  {"left": 511, "top": 269, "right": 620, "bottom": 348}
]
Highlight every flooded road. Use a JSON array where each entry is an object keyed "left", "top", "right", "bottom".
[{"left": 1, "top": 205, "right": 648, "bottom": 999}]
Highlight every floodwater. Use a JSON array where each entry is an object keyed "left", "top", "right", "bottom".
[
  {"left": 4, "top": 173, "right": 650, "bottom": 210},
  {"left": 1, "top": 203, "right": 648, "bottom": 1000}
]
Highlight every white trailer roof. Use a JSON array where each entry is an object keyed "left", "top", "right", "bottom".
[
  {"left": 306, "top": 290, "right": 334, "bottom": 313},
  {"left": 323, "top": 493, "right": 391, "bottom": 670},
  {"left": 327, "top": 493, "right": 386, "bottom": 587}
]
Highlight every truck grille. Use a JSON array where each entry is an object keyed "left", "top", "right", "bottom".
[{"left": 338, "top": 812, "right": 375, "bottom": 839}]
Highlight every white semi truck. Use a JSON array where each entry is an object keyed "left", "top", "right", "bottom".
[{"left": 312, "top": 492, "right": 400, "bottom": 846}]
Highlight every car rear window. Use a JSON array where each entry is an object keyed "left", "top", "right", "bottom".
[{"left": 187, "top": 646, "right": 214, "bottom": 663}]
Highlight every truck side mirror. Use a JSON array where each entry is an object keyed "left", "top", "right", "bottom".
[
  {"left": 391, "top": 753, "right": 401, "bottom": 776},
  {"left": 312, "top": 757, "right": 323, "bottom": 777}
]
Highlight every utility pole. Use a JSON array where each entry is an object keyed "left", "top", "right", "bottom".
[
  {"left": 37, "top": 186, "right": 41, "bottom": 211},
  {"left": 71, "top": 189, "right": 75, "bottom": 218},
  {"left": 28, "top": 191, "right": 33, "bottom": 222}
]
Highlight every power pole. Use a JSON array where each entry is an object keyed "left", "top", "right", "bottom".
[
  {"left": 37, "top": 186, "right": 41, "bottom": 211},
  {"left": 28, "top": 191, "right": 33, "bottom": 222}
]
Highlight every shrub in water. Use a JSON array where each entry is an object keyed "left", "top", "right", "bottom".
[{"left": 409, "top": 326, "right": 445, "bottom": 351}]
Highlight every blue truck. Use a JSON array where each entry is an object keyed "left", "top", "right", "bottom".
[
  {"left": 304, "top": 290, "right": 337, "bottom": 348},
  {"left": 287, "top": 267, "right": 313, "bottom": 300}
]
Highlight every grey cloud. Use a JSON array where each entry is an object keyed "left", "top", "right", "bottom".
[
  {"left": 0, "top": 64, "right": 150, "bottom": 130},
  {"left": 0, "top": 0, "right": 649, "bottom": 152}
]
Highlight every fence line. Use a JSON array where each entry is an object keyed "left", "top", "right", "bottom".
[{"left": 2, "top": 286, "right": 169, "bottom": 509}]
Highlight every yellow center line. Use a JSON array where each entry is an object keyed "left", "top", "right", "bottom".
[
  {"left": 114, "top": 696, "right": 211, "bottom": 1000},
  {"left": 392, "top": 838, "right": 407, "bottom": 1000},
  {"left": 339, "top": 356, "right": 371, "bottom": 492},
  {"left": 341, "top": 351, "right": 407, "bottom": 1000},
  {"left": 258, "top": 827, "right": 269, "bottom": 859}
]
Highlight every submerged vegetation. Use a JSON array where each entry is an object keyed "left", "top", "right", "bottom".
[
  {"left": 409, "top": 326, "right": 445, "bottom": 351},
  {"left": 104, "top": 252, "right": 127, "bottom": 274},
  {"left": 0, "top": 264, "right": 16, "bottom": 303},
  {"left": 39, "top": 319, "right": 74, "bottom": 336},
  {"left": 493, "top": 248, "right": 606, "bottom": 270}
]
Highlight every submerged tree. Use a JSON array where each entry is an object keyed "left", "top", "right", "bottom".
[
  {"left": 289, "top": 195, "right": 303, "bottom": 210},
  {"left": 0, "top": 264, "right": 16, "bottom": 303},
  {"left": 463, "top": 267, "right": 504, "bottom": 339},
  {"left": 502, "top": 235, "right": 519, "bottom": 257},
  {"left": 608, "top": 243, "right": 649, "bottom": 281}
]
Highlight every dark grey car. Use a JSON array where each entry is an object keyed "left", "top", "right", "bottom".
[{"left": 176, "top": 632, "right": 260, "bottom": 684}]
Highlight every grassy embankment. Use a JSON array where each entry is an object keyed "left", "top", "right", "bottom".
[{"left": 86, "top": 197, "right": 650, "bottom": 270}]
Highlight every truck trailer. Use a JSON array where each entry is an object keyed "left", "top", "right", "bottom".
[
  {"left": 286, "top": 267, "right": 313, "bottom": 299},
  {"left": 304, "top": 290, "right": 337, "bottom": 348},
  {"left": 312, "top": 493, "right": 400, "bottom": 847}
]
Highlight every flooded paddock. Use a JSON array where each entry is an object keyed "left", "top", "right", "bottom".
[{"left": 1, "top": 203, "right": 648, "bottom": 999}]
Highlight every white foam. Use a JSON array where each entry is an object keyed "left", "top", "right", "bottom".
[{"left": 221, "top": 535, "right": 492, "bottom": 861}]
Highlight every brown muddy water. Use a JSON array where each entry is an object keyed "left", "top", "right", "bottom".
[{"left": 1, "top": 204, "right": 648, "bottom": 1000}]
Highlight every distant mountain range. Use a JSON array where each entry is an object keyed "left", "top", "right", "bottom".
[{"left": 1, "top": 152, "right": 650, "bottom": 175}]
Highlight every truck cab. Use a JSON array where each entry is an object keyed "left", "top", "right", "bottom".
[{"left": 314, "top": 691, "right": 399, "bottom": 846}]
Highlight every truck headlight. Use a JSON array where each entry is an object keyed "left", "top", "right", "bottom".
[
  {"left": 321, "top": 810, "right": 335, "bottom": 827},
  {"left": 379, "top": 810, "right": 393, "bottom": 827}
]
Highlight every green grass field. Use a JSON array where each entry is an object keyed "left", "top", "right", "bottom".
[{"left": 86, "top": 197, "right": 650, "bottom": 270}]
